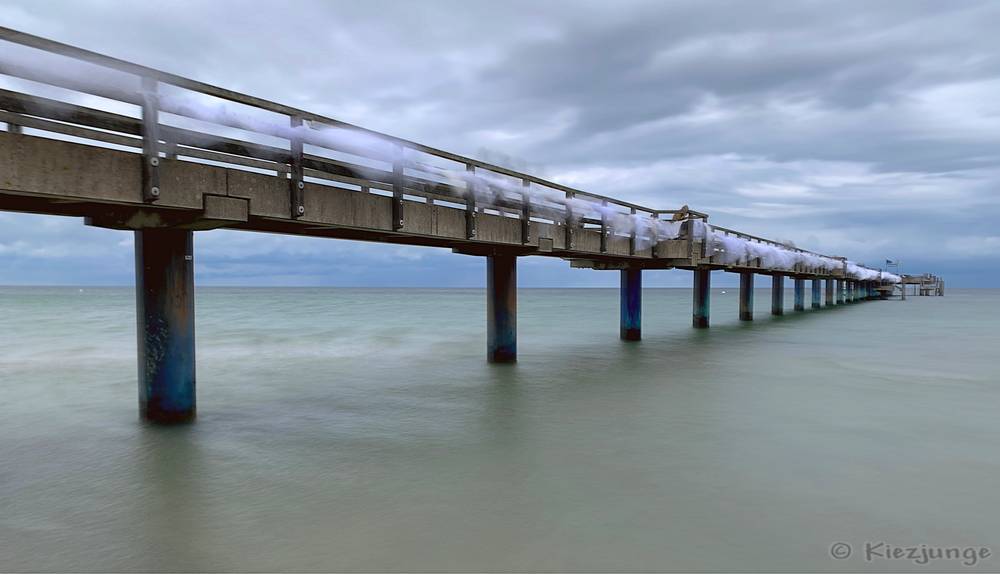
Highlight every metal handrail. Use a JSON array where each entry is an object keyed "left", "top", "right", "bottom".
[{"left": 0, "top": 26, "right": 891, "bottom": 278}]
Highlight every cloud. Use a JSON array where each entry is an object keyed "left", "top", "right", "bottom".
[{"left": 1, "top": 0, "right": 999, "bottom": 285}]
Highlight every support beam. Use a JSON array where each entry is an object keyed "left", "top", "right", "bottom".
[
  {"left": 135, "top": 228, "right": 196, "bottom": 423},
  {"left": 812, "top": 279, "right": 822, "bottom": 309},
  {"left": 836, "top": 279, "right": 845, "bottom": 304},
  {"left": 826, "top": 279, "right": 834, "bottom": 306},
  {"left": 487, "top": 254, "right": 517, "bottom": 363},
  {"left": 739, "top": 271, "right": 754, "bottom": 321},
  {"left": 794, "top": 278, "right": 805, "bottom": 311},
  {"left": 848, "top": 281, "right": 856, "bottom": 302},
  {"left": 692, "top": 268, "right": 710, "bottom": 328},
  {"left": 620, "top": 268, "right": 641, "bottom": 341},
  {"left": 771, "top": 274, "right": 784, "bottom": 316}
]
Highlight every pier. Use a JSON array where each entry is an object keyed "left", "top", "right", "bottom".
[{"left": 0, "top": 28, "right": 939, "bottom": 423}]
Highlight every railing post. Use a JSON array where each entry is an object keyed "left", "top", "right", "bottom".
[
  {"left": 628, "top": 207, "right": 637, "bottom": 255},
  {"left": 392, "top": 144, "right": 405, "bottom": 231},
  {"left": 135, "top": 228, "right": 196, "bottom": 423},
  {"left": 600, "top": 200, "right": 609, "bottom": 253},
  {"left": 812, "top": 279, "right": 822, "bottom": 309},
  {"left": 692, "top": 267, "right": 711, "bottom": 328},
  {"left": 739, "top": 270, "right": 754, "bottom": 321},
  {"left": 771, "top": 274, "right": 784, "bottom": 315},
  {"left": 564, "top": 191, "right": 576, "bottom": 250},
  {"left": 487, "top": 253, "right": 517, "bottom": 363},
  {"left": 465, "top": 164, "right": 477, "bottom": 240},
  {"left": 4, "top": 114, "right": 22, "bottom": 134},
  {"left": 140, "top": 77, "right": 161, "bottom": 203},
  {"left": 289, "top": 116, "right": 305, "bottom": 218},
  {"left": 794, "top": 278, "right": 805, "bottom": 311},
  {"left": 521, "top": 179, "right": 531, "bottom": 244},
  {"left": 620, "top": 268, "right": 641, "bottom": 340}
]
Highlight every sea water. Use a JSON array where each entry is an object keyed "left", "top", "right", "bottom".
[{"left": 0, "top": 286, "right": 997, "bottom": 571}]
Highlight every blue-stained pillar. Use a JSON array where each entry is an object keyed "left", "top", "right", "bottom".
[
  {"left": 135, "top": 229, "right": 196, "bottom": 423},
  {"left": 825, "top": 279, "right": 835, "bottom": 306},
  {"left": 848, "top": 281, "right": 856, "bottom": 302},
  {"left": 487, "top": 254, "right": 517, "bottom": 363},
  {"left": 811, "top": 279, "right": 822, "bottom": 309},
  {"left": 692, "top": 268, "right": 711, "bottom": 328},
  {"left": 771, "top": 274, "right": 785, "bottom": 315},
  {"left": 794, "top": 278, "right": 805, "bottom": 311},
  {"left": 836, "top": 279, "right": 845, "bottom": 304},
  {"left": 739, "top": 270, "right": 754, "bottom": 321},
  {"left": 620, "top": 268, "right": 642, "bottom": 340}
]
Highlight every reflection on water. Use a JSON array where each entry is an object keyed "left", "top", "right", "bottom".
[{"left": 1, "top": 287, "right": 998, "bottom": 571}]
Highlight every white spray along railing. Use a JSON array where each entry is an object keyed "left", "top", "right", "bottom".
[{"left": 0, "top": 26, "right": 901, "bottom": 283}]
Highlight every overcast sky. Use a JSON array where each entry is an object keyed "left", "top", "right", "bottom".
[{"left": 1, "top": 1, "right": 998, "bottom": 287}]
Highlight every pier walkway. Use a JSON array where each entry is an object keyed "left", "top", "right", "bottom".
[{"left": 0, "top": 28, "right": 934, "bottom": 422}]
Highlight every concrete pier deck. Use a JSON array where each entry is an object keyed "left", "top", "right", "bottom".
[{"left": 0, "top": 27, "right": 938, "bottom": 422}]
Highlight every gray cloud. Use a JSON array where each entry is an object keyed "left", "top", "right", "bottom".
[{"left": 1, "top": 0, "right": 998, "bottom": 285}]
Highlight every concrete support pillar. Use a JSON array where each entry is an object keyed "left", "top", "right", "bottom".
[
  {"left": 825, "top": 279, "right": 834, "bottom": 306},
  {"left": 836, "top": 279, "right": 845, "bottom": 304},
  {"left": 739, "top": 270, "right": 754, "bottom": 321},
  {"left": 135, "top": 229, "right": 196, "bottom": 423},
  {"left": 692, "top": 268, "right": 711, "bottom": 328},
  {"left": 811, "top": 279, "right": 822, "bottom": 309},
  {"left": 620, "top": 268, "right": 641, "bottom": 341},
  {"left": 487, "top": 254, "right": 517, "bottom": 363},
  {"left": 771, "top": 274, "right": 784, "bottom": 316},
  {"left": 793, "top": 278, "right": 805, "bottom": 311}
]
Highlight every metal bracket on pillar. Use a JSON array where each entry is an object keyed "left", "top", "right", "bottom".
[
  {"left": 140, "top": 77, "right": 161, "bottom": 203},
  {"left": 289, "top": 116, "right": 305, "bottom": 218},
  {"left": 564, "top": 191, "right": 576, "bottom": 250},
  {"left": 392, "top": 144, "right": 405, "bottom": 231},
  {"left": 600, "top": 200, "right": 609, "bottom": 253},
  {"left": 628, "top": 207, "right": 637, "bottom": 256},
  {"left": 465, "top": 164, "right": 477, "bottom": 240},
  {"left": 521, "top": 178, "right": 531, "bottom": 245}
]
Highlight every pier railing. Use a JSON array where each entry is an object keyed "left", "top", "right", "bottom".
[
  {"left": 0, "top": 27, "right": 933, "bottom": 422},
  {"left": 0, "top": 25, "right": 886, "bottom": 278}
]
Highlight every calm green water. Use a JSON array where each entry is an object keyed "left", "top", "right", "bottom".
[{"left": 0, "top": 286, "right": 997, "bottom": 571}]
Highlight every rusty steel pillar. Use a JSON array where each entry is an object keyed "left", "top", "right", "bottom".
[
  {"left": 771, "top": 274, "right": 784, "bottom": 316},
  {"left": 739, "top": 270, "right": 754, "bottom": 321},
  {"left": 487, "top": 254, "right": 517, "bottom": 363},
  {"left": 692, "top": 268, "right": 710, "bottom": 328},
  {"left": 794, "top": 278, "right": 805, "bottom": 311},
  {"left": 620, "top": 268, "right": 642, "bottom": 340},
  {"left": 825, "top": 278, "right": 834, "bottom": 306},
  {"left": 811, "top": 279, "right": 822, "bottom": 309},
  {"left": 135, "top": 229, "right": 196, "bottom": 423}
]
